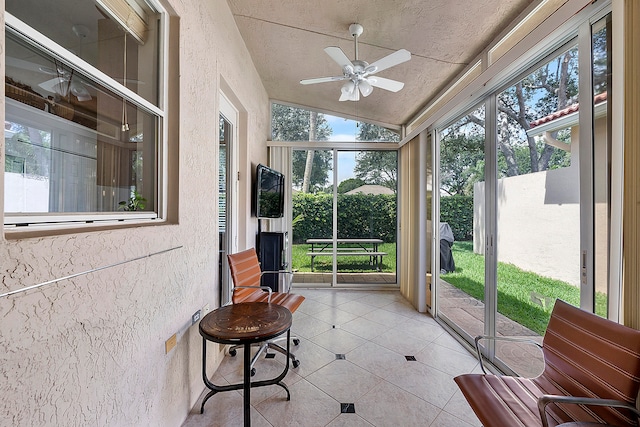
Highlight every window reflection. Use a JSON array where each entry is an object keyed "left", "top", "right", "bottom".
[
  {"left": 5, "top": 32, "right": 157, "bottom": 215},
  {"left": 5, "top": 0, "right": 159, "bottom": 106}
]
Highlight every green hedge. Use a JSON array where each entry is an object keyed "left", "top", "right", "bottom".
[
  {"left": 291, "top": 193, "right": 472, "bottom": 243},
  {"left": 440, "top": 195, "right": 473, "bottom": 241},
  {"left": 292, "top": 192, "right": 397, "bottom": 243}
]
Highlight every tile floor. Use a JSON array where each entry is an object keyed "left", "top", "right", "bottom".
[{"left": 182, "top": 289, "right": 482, "bottom": 427}]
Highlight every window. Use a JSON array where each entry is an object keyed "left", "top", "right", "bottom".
[
  {"left": 4, "top": 0, "right": 165, "bottom": 227},
  {"left": 270, "top": 102, "right": 399, "bottom": 287},
  {"left": 271, "top": 102, "right": 400, "bottom": 143}
]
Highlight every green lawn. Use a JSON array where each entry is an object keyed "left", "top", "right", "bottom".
[
  {"left": 443, "top": 241, "right": 607, "bottom": 335},
  {"left": 292, "top": 243, "right": 397, "bottom": 273}
]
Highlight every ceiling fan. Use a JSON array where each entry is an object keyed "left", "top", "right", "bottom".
[
  {"left": 39, "top": 65, "right": 92, "bottom": 102},
  {"left": 300, "top": 23, "right": 411, "bottom": 101}
]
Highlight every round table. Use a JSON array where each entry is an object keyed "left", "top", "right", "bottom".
[{"left": 199, "top": 302, "right": 292, "bottom": 426}]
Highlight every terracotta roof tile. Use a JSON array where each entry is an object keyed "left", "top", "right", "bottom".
[{"left": 529, "top": 92, "right": 607, "bottom": 129}]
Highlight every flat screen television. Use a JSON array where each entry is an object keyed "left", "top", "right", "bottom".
[{"left": 255, "top": 164, "right": 285, "bottom": 218}]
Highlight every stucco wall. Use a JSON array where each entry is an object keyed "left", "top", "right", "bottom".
[
  {"left": 0, "top": 1, "right": 270, "bottom": 426},
  {"left": 474, "top": 164, "right": 582, "bottom": 286},
  {"left": 473, "top": 118, "right": 609, "bottom": 290}
]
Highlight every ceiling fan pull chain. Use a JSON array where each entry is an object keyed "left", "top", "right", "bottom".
[{"left": 121, "top": 33, "right": 129, "bottom": 132}]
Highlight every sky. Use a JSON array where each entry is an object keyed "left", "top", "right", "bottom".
[
  {"left": 325, "top": 115, "right": 359, "bottom": 142},
  {"left": 324, "top": 115, "right": 358, "bottom": 183}
]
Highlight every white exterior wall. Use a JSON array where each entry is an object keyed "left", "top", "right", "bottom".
[
  {"left": 475, "top": 165, "right": 582, "bottom": 286},
  {"left": 0, "top": 1, "right": 270, "bottom": 426},
  {"left": 473, "top": 119, "right": 609, "bottom": 290},
  {"left": 474, "top": 127, "right": 581, "bottom": 286}
]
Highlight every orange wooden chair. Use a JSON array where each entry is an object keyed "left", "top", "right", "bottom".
[{"left": 227, "top": 248, "right": 305, "bottom": 375}]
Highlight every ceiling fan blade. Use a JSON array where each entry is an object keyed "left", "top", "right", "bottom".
[
  {"left": 300, "top": 76, "right": 348, "bottom": 85},
  {"left": 324, "top": 46, "right": 354, "bottom": 70},
  {"left": 367, "top": 76, "right": 405, "bottom": 92},
  {"left": 368, "top": 49, "right": 411, "bottom": 74}
]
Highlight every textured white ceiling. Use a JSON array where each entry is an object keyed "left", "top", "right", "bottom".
[{"left": 227, "top": 0, "right": 534, "bottom": 128}]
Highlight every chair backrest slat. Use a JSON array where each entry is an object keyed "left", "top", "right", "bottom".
[
  {"left": 227, "top": 249, "right": 262, "bottom": 303},
  {"left": 540, "top": 300, "right": 640, "bottom": 426}
]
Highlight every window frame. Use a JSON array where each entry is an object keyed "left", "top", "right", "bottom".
[{"left": 3, "top": 2, "right": 168, "bottom": 230}]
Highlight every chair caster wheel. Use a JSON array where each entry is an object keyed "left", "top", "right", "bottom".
[
  {"left": 293, "top": 339, "right": 300, "bottom": 345},
  {"left": 229, "top": 349, "right": 237, "bottom": 357},
  {"left": 250, "top": 368, "right": 256, "bottom": 376},
  {"left": 292, "top": 360, "right": 300, "bottom": 368}
]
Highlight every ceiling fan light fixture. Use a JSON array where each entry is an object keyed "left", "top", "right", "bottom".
[
  {"left": 359, "top": 79, "right": 373, "bottom": 97},
  {"left": 71, "top": 82, "right": 92, "bottom": 102},
  {"left": 341, "top": 80, "right": 355, "bottom": 95}
]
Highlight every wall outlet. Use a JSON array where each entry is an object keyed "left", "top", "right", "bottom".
[
  {"left": 203, "top": 303, "right": 210, "bottom": 315},
  {"left": 192, "top": 309, "right": 201, "bottom": 325},
  {"left": 165, "top": 334, "right": 177, "bottom": 354}
]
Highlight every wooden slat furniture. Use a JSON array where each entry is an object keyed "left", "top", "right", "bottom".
[
  {"left": 454, "top": 299, "right": 640, "bottom": 427},
  {"left": 306, "top": 238, "right": 387, "bottom": 271},
  {"left": 227, "top": 248, "right": 305, "bottom": 374}
]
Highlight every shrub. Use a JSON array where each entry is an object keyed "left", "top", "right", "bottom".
[
  {"left": 292, "top": 192, "right": 397, "bottom": 243},
  {"left": 440, "top": 195, "right": 473, "bottom": 241}
]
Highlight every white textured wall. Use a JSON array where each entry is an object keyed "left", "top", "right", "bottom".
[
  {"left": 475, "top": 165, "right": 582, "bottom": 286},
  {"left": 473, "top": 120, "right": 609, "bottom": 291},
  {"left": 0, "top": 1, "right": 270, "bottom": 426}
]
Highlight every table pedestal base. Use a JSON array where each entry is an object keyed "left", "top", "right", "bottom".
[{"left": 200, "top": 330, "right": 291, "bottom": 426}]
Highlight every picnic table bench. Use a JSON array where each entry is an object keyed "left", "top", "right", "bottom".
[{"left": 306, "top": 238, "right": 387, "bottom": 271}]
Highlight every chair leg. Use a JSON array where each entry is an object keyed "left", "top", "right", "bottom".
[
  {"left": 266, "top": 342, "right": 300, "bottom": 368},
  {"left": 248, "top": 343, "right": 269, "bottom": 375},
  {"left": 266, "top": 335, "right": 301, "bottom": 367}
]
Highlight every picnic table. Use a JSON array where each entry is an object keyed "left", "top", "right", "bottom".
[{"left": 306, "top": 238, "right": 386, "bottom": 271}]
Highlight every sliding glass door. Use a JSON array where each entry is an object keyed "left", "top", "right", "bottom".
[
  {"left": 336, "top": 150, "right": 397, "bottom": 286},
  {"left": 290, "top": 148, "right": 398, "bottom": 287},
  {"left": 435, "top": 10, "right": 612, "bottom": 375},
  {"left": 437, "top": 104, "right": 486, "bottom": 340},
  {"left": 290, "top": 148, "right": 334, "bottom": 287},
  {"left": 493, "top": 43, "right": 580, "bottom": 377}
]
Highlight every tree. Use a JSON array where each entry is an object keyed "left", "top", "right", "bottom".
[
  {"left": 351, "top": 122, "right": 399, "bottom": 192},
  {"left": 302, "top": 111, "right": 317, "bottom": 193},
  {"left": 442, "top": 46, "right": 577, "bottom": 194},
  {"left": 292, "top": 150, "right": 332, "bottom": 192},
  {"left": 271, "top": 103, "right": 331, "bottom": 142},
  {"left": 440, "top": 132, "right": 485, "bottom": 196},
  {"left": 271, "top": 103, "right": 333, "bottom": 191},
  {"left": 337, "top": 178, "right": 365, "bottom": 193},
  {"left": 496, "top": 49, "right": 576, "bottom": 175},
  {"left": 357, "top": 122, "right": 400, "bottom": 142},
  {"left": 354, "top": 151, "right": 398, "bottom": 191}
]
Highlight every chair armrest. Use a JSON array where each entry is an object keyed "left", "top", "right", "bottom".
[
  {"left": 260, "top": 270, "right": 294, "bottom": 292},
  {"left": 474, "top": 335, "right": 543, "bottom": 374},
  {"left": 538, "top": 394, "right": 640, "bottom": 427},
  {"left": 260, "top": 270, "right": 294, "bottom": 276},
  {"left": 232, "top": 285, "right": 273, "bottom": 302}
]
